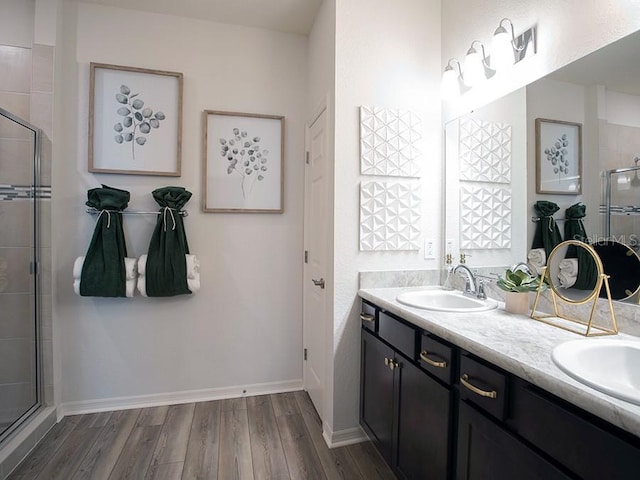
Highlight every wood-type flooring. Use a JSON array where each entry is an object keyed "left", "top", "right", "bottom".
[{"left": 7, "top": 391, "right": 396, "bottom": 480}]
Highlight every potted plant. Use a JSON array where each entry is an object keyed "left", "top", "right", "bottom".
[{"left": 497, "top": 268, "right": 546, "bottom": 314}]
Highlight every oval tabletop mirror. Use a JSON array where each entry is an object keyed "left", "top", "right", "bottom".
[
  {"left": 593, "top": 240, "right": 640, "bottom": 301},
  {"left": 546, "top": 240, "right": 604, "bottom": 304}
]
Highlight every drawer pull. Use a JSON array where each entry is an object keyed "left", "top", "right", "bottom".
[
  {"left": 360, "top": 313, "right": 375, "bottom": 322},
  {"left": 420, "top": 351, "right": 447, "bottom": 368},
  {"left": 460, "top": 373, "right": 497, "bottom": 399}
]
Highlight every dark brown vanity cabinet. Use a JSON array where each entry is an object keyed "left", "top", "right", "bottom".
[
  {"left": 360, "top": 299, "right": 640, "bottom": 480},
  {"left": 360, "top": 311, "right": 453, "bottom": 480}
]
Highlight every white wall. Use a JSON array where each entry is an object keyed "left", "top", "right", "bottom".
[
  {"left": 606, "top": 90, "right": 640, "bottom": 128},
  {"left": 331, "top": 0, "right": 441, "bottom": 432},
  {"left": 54, "top": 2, "right": 307, "bottom": 407},
  {"left": 0, "top": 0, "right": 34, "bottom": 48}
]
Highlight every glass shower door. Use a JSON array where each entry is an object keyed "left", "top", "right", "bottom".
[{"left": 0, "top": 107, "right": 41, "bottom": 441}]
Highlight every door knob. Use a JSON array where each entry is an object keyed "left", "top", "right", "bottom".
[{"left": 312, "top": 278, "right": 325, "bottom": 289}]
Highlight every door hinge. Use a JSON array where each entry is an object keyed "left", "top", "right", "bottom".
[
  {"left": 304, "top": 348, "right": 308, "bottom": 361},
  {"left": 305, "top": 151, "right": 310, "bottom": 164},
  {"left": 304, "top": 250, "right": 308, "bottom": 263}
]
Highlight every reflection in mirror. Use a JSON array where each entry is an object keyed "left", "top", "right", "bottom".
[
  {"left": 547, "top": 241, "right": 598, "bottom": 303},
  {"left": 445, "top": 29, "right": 640, "bottom": 306},
  {"left": 593, "top": 241, "right": 640, "bottom": 301}
]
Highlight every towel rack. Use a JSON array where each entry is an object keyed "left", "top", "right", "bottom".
[
  {"left": 86, "top": 207, "right": 189, "bottom": 217},
  {"left": 531, "top": 216, "right": 565, "bottom": 223}
]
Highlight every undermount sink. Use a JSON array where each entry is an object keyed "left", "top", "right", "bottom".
[
  {"left": 552, "top": 339, "right": 640, "bottom": 406},
  {"left": 396, "top": 287, "right": 498, "bottom": 312}
]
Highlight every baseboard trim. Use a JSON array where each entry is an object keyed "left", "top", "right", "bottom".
[
  {"left": 322, "top": 420, "right": 368, "bottom": 448},
  {"left": 59, "top": 379, "right": 303, "bottom": 417}
]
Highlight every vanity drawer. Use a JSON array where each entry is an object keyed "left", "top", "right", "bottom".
[
  {"left": 378, "top": 311, "right": 417, "bottom": 359},
  {"left": 360, "top": 300, "right": 378, "bottom": 332},
  {"left": 419, "top": 333, "right": 455, "bottom": 385},
  {"left": 459, "top": 353, "right": 508, "bottom": 421},
  {"left": 512, "top": 381, "right": 640, "bottom": 480}
]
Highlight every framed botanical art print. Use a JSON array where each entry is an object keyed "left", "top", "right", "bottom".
[
  {"left": 89, "top": 63, "right": 183, "bottom": 176},
  {"left": 203, "top": 110, "right": 284, "bottom": 213},
  {"left": 536, "top": 118, "right": 582, "bottom": 195}
]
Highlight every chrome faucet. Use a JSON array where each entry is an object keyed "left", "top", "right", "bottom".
[
  {"left": 453, "top": 264, "right": 486, "bottom": 300},
  {"left": 510, "top": 262, "right": 534, "bottom": 276}
]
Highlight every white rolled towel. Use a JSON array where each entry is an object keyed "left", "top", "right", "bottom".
[
  {"left": 126, "top": 278, "right": 135, "bottom": 298},
  {"left": 138, "top": 254, "right": 147, "bottom": 277},
  {"left": 137, "top": 275, "right": 147, "bottom": 297},
  {"left": 125, "top": 257, "right": 137, "bottom": 280},
  {"left": 73, "top": 256, "right": 85, "bottom": 279},
  {"left": 559, "top": 258, "right": 579, "bottom": 276},
  {"left": 186, "top": 254, "right": 199, "bottom": 280},
  {"left": 558, "top": 271, "right": 577, "bottom": 289},
  {"left": 187, "top": 274, "right": 200, "bottom": 293},
  {"left": 73, "top": 278, "right": 81, "bottom": 296},
  {"left": 527, "top": 249, "right": 546, "bottom": 267}
]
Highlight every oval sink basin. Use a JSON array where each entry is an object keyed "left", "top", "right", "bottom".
[
  {"left": 552, "top": 339, "right": 640, "bottom": 405},
  {"left": 396, "top": 288, "right": 498, "bottom": 312}
]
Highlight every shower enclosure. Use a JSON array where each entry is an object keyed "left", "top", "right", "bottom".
[
  {"left": 0, "top": 107, "right": 42, "bottom": 443},
  {"left": 603, "top": 163, "right": 640, "bottom": 246}
]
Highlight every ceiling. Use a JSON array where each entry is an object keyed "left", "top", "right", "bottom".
[
  {"left": 78, "top": 0, "right": 323, "bottom": 35},
  {"left": 548, "top": 30, "right": 640, "bottom": 96}
]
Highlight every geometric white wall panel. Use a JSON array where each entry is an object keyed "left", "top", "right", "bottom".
[
  {"left": 459, "top": 118, "right": 512, "bottom": 183},
  {"left": 360, "top": 106, "right": 422, "bottom": 177},
  {"left": 360, "top": 181, "right": 421, "bottom": 251},
  {"left": 460, "top": 185, "right": 511, "bottom": 249}
]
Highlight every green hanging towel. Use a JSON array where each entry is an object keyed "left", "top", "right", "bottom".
[
  {"left": 531, "top": 200, "right": 563, "bottom": 259},
  {"left": 80, "top": 185, "right": 130, "bottom": 297},
  {"left": 145, "top": 186, "right": 192, "bottom": 297},
  {"left": 564, "top": 203, "right": 597, "bottom": 291}
]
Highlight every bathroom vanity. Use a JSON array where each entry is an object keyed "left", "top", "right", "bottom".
[{"left": 359, "top": 288, "right": 640, "bottom": 480}]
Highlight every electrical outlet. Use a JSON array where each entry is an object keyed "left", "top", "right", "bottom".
[{"left": 424, "top": 238, "right": 435, "bottom": 259}]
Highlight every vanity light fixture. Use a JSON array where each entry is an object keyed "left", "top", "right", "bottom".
[
  {"left": 491, "top": 18, "right": 536, "bottom": 71},
  {"left": 463, "top": 40, "right": 490, "bottom": 87},
  {"left": 441, "top": 18, "right": 537, "bottom": 100},
  {"left": 442, "top": 58, "right": 463, "bottom": 100}
]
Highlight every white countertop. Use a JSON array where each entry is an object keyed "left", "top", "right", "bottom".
[{"left": 359, "top": 286, "right": 640, "bottom": 438}]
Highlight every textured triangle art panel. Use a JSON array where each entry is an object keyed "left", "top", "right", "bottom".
[
  {"left": 460, "top": 185, "right": 511, "bottom": 249},
  {"left": 459, "top": 118, "right": 511, "bottom": 183},
  {"left": 360, "top": 106, "right": 422, "bottom": 177},
  {"left": 360, "top": 181, "right": 421, "bottom": 251}
]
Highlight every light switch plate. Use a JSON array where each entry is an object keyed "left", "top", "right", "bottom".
[{"left": 424, "top": 238, "right": 435, "bottom": 259}]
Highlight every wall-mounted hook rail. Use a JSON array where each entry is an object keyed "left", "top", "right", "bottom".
[
  {"left": 531, "top": 216, "right": 565, "bottom": 223},
  {"left": 86, "top": 207, "right": 189, "bottom": 217}
]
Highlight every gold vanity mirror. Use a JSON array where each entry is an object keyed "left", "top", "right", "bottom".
[{"left": 531, "top": 240, "right": 618, "bottom": 336}]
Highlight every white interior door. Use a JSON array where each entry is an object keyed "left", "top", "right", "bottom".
[{"left": 303, "top": 105, "right": 329, "bottom": 418}]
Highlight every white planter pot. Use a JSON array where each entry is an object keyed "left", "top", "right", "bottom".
[{"left": 504, "top": 291, "right": 530, "bottom": 315}]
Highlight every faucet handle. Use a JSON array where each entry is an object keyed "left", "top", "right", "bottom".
[
  {"left": 476, "top": 279, "right": 487, "bottom": 300},
  {"left": 460, "top": 252, "right": 471, "bottom": 264}
]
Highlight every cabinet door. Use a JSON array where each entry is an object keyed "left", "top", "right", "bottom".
[
  {"left": 396, "top": 360, "right": 451, "bottom": 480},
  {"left": 361, "top": 329, "right": 395, "bottom": 463},
  {"left": 456, "top": 401, "right": 571, "bottom": 480}
]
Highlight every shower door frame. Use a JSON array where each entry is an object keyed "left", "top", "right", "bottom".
[
  {"left": 0, "top": 106, "right": 43, "bottom": 445},
  {"left": 603, "top": 165, "right": 640, "bottom": 237}
]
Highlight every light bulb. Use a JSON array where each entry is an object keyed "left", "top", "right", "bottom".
[
  {"left": 463, "top": 47, "right": 486, "bottom": 87},
  {"left": 491, "top": 26, "right": 515, "bottom": 71},
  {"left": 442, "top": 66, "right": 461, "bottom": 100}
]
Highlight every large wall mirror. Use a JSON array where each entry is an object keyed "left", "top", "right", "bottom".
[{"left": 445, "top": 29, "right": 640, "bottom": 305}]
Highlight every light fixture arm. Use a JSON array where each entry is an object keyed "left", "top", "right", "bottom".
[
  {"left": 444, "top": 58, "right": 464, "bottom": 81},
  {"left": 468, "top": 40, "right": 491, "bottom": 68},
  {"left": 495, "top": 18, "right": 525, "bottom": 52}
]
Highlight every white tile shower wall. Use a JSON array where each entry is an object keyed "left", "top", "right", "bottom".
[
  {"left": 359, "top": 180, "right": 421, "bottom": 251},
  {"left": 359, "top": 106, "right": 423, "bottom": 177}
]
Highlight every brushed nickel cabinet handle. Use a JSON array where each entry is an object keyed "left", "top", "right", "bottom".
[
  {"left": 420, "top": 351, "right": 448, "bottom": 368},
  {"left": 360, "top": 313, "right": 374, "bottom": 322},
  {"left": 460, "top": 373, "right": 497, "bottom": 399},
  {"left": 384, "top": 357, "right": 390, "bottom": 366}
]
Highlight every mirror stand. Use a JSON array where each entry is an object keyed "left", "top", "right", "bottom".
[{"left": 531, "top": 241, "right": 618, "bottom": 337}]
